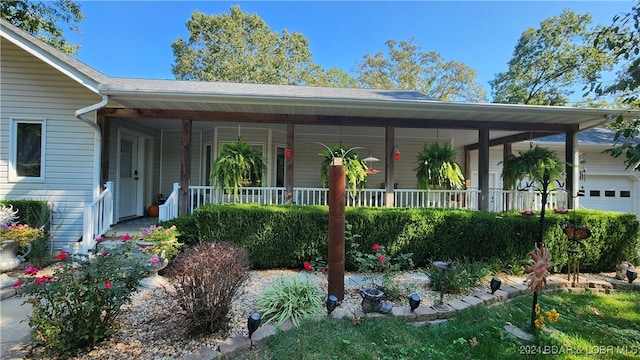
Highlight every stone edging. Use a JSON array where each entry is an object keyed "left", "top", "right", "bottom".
[{"left": 184, "top": 274, "right": 640, "bottom": 359}]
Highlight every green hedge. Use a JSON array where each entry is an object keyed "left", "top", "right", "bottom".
[
  {"left": 190, "top": 204, "right": 639, "bottom": 272},
  {"left": 0, "top": 200, "right": 51, "bottom": 231}
]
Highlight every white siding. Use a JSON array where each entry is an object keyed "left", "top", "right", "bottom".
[{"left": 0, "top": 38, "right": 102, "bottom": 250}]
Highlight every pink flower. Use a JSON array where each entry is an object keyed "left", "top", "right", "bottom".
[
  {"left": 35, "top": 276, "right": 49, "bottom": 284},
  {"left": 95, "top": 236, "right": 104, "bottom": 243},
  {"left": 377, "top": 255, "right": 385, "bottom": 262},
  {"left": 23, "top": 265, "right": 38, "bottom": 276},
  {"left": 321, "top": 268, "right": 326, "bottom": 275},
  {"left": 149, "top": 257, "right": 160, "bottom": 265},
  {"left": 304, "top": 261, "right": 312, "bottom": 271},
  {"left": 372, "top": 244, "right": 380, "bottom": 251},
  {"left": 101, "top": 251, "right": 109, "bottom": 256},
  {"left": 120, "top": 234, "right": 131, "bottom": 241},
  {"left": 104, "top": 281, "right": 112, "bottom": 289},
  {"left": 13, "top": 280, "right": 24, "bottom": 287},
  {"left": 56, "top": 252, "right": 69, "bottom": 261}
]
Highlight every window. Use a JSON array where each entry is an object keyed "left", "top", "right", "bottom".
[
  {"left": 10, "top": 119, "right": 45, "bottom": 182},
  {"left": 620, "top": 191, "right": 631, "bottom": 198},
  {"left": 604, "top": 190, "right": 615, "bottom": 197},
  {"left": 589, "top": 190, "right": 600, "bottom": 197}
]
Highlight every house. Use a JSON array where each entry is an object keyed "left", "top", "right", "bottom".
[{"left": 2, "top": 19, "right": 639, "bottom": 253}]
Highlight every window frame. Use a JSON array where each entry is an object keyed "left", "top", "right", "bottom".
[{"left": 9, "top": 118, "right": 46, "bottom": 182}]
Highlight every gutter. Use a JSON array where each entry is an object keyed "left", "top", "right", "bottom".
[{"left": 75, "top": 95, "right": 109, "bottom": 197}]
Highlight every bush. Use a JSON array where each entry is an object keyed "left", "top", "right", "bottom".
[
  {"left": 0, "top": 200, "right": 51, "bottom": 267},
  {"left": 256, "top": 276, "right": 324, "bottom": 327},
  {"left": 17, "top": 242, "right": 150, "bottom": 358},
  {"left": 158, "top": 214, "right": 198, "bottom": 247},
  {"left": 166, "top": 242, "right": 250, "bottom": 336},
  {"left": 424, "top": 258, "right": 491, "bottom": 294}
]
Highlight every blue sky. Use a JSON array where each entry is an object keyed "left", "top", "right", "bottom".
[{"left": 67, "top": 1, "right": 634, "bottom": 99}]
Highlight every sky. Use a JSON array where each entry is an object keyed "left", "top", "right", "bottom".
[{"left": 66, "top": 1, "right": 635, "bottom": 100}]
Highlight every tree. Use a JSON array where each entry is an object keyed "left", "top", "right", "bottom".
[
  {"left": 1, "top": 0, "right": 83, "bottom": 55},
  {"left": 490, "top": 9, "right": 615, "bottom": 105},
  {"left": 172, "top": 6, "right": 324, "bottom": 85},
  {"left": 593, "top": 1, "right": 640, "bottom": 171},
  {"left": 355, "top": 38, "right": 486, "bottom": 102}
]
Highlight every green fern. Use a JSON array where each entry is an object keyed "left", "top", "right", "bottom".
[
  {"left": 415, "top": 143, "right": 465, "bottom": 190},
  {"left": 319, "top": 144, "right": 368, "bottom": 197},
  {"left": 210, "top": 140, "right": 265, "bottom": 200},
  {"left": 500, "top": 145, "right": 564, "bottom": 189}
]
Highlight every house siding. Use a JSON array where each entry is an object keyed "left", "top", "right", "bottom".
[{"left": 0, "top": 38, "right": 102, "bottom": 250}]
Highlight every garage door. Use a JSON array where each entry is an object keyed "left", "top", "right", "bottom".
[{"left": 580, "top": 175, "right": 633, "bottom": 213}]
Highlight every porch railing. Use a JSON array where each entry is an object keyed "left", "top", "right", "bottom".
[
  {"left": 159, "top": 183, "right": 180, "bottom": 221},
  {"left": 82, "top": 181, "right": 114, "bottom": 253}
]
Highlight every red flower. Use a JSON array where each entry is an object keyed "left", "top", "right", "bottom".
[
  {"left": 120, "top": 234, "right": 131, "bottom": 241},
  {"left": 321, "top": 268, "right": 326, "bottom": 275},
  {"left": 105, "top": 281, "right": 112, "bottom": 289},
  {"left": 377, "top": 255, "right": 385, "bottom": 262},
  {"left": 303, "top": 261, "right": 312, "bottom": 271},
  {"left": 101, "top": 251, "right": 109, "bottom": 256},
  {"left": 35, "top": 276, "right": 49, "bottom": 284},
  {"left": 56, "top": 252, "right": 69, "bottom": 261},
  {"left": 372, "top": 244, "right": 380, "bottom": 251},
  {"left": 95, "top": 236, "right": 104, "bottom": 243},
  {"left": 13, "top": 280, "right": 24, "bottom": 287},
  {"left": 23, "top": 265, "right": 38, "bottom": 276}
]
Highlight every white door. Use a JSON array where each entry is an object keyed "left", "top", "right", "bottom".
[{"left": 119, "top": 134, "right": 139, "bottom": 219}]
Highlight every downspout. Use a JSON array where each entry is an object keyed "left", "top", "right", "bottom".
[{"left": 75, "top": 95, "right": 109, "bottom": 197}]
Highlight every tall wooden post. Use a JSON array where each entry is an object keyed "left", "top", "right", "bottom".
[{"left": 328, "top": 158, "right": 346, "bottom": 300}]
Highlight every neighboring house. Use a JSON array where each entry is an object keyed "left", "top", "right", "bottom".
[{"left": 2, "top": 19, "right": 639, "bottom": 252}]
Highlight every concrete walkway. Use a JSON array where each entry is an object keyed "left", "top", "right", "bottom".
[{"left": 0, "top": 294, "right": 32, "bottom": 359}]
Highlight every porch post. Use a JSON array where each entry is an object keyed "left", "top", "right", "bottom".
[
  {"left": 478, "top": 129, "right": 490, "bottom": 211},
  {"left": 464, "top": 149, "right": 471, "bottom": 189},
  {"left": 179, "top": 119, "right": 192, "bottom": 216},
  {"left": 385, "top": 126, "right": 395, "bottom": 207},
  {"left": 286, "top": 123, "right": 294, "bottom": 204},
  {"left": 328, "top": 159, "right": 346, "bottom": 300},
  {"left": 566, "top": 130, "right": 579, "bottom": 208},
  {"left": 97, "top": 113, "right": 110, "bottom": 190},
  {"left": 503, "top": 143, "right": 512, "bottom": 210}
]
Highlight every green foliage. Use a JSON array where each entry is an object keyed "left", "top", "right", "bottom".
[
  {"left": 210, "top": 140, "right": 265, "bottom": 200},
  {"left": 319, "top": 144, "right": 369, "bottom": 196},
  {"left": 425, "top": 258, "right": 490, "bottom": 294},
  {"left": 138, "top": 224, "right": 183, "bottom": 260},
  {"left": 0, "top": 200, "right": 51, "bottom": 267},
  {"left": 1, "top": 0, "right": 84, "bottom": 54},
  {"left": 604, "top": 116, "right": 640, "bottom": 171},
  {"left": 195, "top": 204, "right": 639, "bottom": 273},
  {"left": 166, "top": 242, "right": 250, "bottom": 336},
  {"left": 491, "top": 9, "right": 615, "bottom": 105},
  {"left": 158, "top": 214, "right": 198, "bottom": 247},
  {"left": 256, "top": 276, "right": 323, "bottom": 327},
  {"left": 356, "top": 38, "right": 486, "bottom": 102},
  {"left": 414, "top": 143, "right": 465, "bottom": 190},
  {"left": 350, "top": 241, "right": 414, "bottom": 288},
  {"left": 18, "top": 242, "right": 150, "bottom": 358},
  {"left": 500, "top": 145, "right": 565, "bottom": 189}
]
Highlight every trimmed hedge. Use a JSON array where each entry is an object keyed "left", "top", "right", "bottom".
[{"left": 190, "top": 204, "right": 639, "bottom": 272}]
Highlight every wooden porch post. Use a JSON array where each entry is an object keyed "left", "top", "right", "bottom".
[
  {"left": 385, "top": 126, "right": 395, "bottom": 207},
  {"left": 503, "top": 143, "right": 512, "bottom": 210},
  {"left": 97, "top": 113, "right": 110, "bottom": 191},
  {"left": 566, "top": 130, "right": 579, "bottom": 209},
  {"left": 179, "top": 119, "right": 192, "bottom": 216},
  {"left": 464, "top": 149, "right": 471, "bottom": 189},
  {"left": 286, "top": 123, "right": 294, "bottom": 204},
  {"left": 478, "top": 129, "right": 490, "bottom": 211}
]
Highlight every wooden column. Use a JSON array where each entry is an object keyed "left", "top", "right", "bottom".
[
  {"left": 385, "top": 126, "right": 395, "bottom": 207},
  {"left": 565, "top": 130, "right": 579, "bottom": 208},
  {"left": 328, "top": 160, "right": 345, "bottom": 300},
  {"left": 464, "top": 149, "right": 471, "bottom": 189},
  {"left": 97, "top": 113, "right": 110, "bottom": 190},
  {"left": 286, "top": 123, "right": 294, "bottom": 204},
  {"left": 503, "top": 143, "right": 512, "bottom": 210},
  {"left": 179, "top": 119, "right": 192, "bottom": 216},
  {"left": 478, "top": 129, "right": 490, "bottom": 211}
]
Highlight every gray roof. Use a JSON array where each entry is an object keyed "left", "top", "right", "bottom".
[{"left": 540, "top": 127, "right": 639, "bottom": 145}]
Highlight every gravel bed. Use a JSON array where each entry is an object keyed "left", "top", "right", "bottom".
[{"left": 19, "top": 269, "right": 484, "bottom": 359}]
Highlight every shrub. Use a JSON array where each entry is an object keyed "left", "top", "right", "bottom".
[
  {"left": 158, "top": 214, "right": 198, "bottom": 247},
  {"left": 425, "top": 258, "right": 491, "bottom": 294},
  {"left": 0, "top": 200, "right": 51, "bottom": 267},
  {"left": 166, "top": 242, "right": 250, "bottom": 336},
  {"left": 256, "top": 276, "right": 323, "bottom": 327},
  {"left": 17, "top": 241, "right": 150, "bottom": 358}
]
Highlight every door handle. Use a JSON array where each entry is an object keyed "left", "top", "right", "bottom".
[{"left": 134, "top": 170, "right": 139, "bottom": 180}]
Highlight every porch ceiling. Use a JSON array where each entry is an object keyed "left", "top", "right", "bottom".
[{"left": 99, "top": 78, "right": 639, "bottom": 135}]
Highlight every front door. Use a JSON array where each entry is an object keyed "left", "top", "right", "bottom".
[{"left": 119, "top": 134, "right": 140, "bottom": 219}]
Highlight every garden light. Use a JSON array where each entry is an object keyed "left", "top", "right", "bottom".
[
  {"left": 489, "top": 277, "right": 502, "bottom": 294},
  {"left": 627, "top": 269, "right": 637, "bottom": 284},
  {"left": 247, "top": 312, "right": 261, "bottom": 339},
  {"left": 326, "top": 294, "right": 338, "bottom": 314},
  {"left": 409, "top": 293, "right": 420, "bottom": 311}
]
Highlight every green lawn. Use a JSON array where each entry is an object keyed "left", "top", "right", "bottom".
[{"left": 239, "top": 290, "right": 640, "bottom": 359}]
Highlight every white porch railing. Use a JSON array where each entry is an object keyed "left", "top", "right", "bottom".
[
  {"left": 486, "top": 188, "right": 564, "bottom": 212},
  {"left": 159, "top": 183, "right": 180, "bottom": 221},
  {"left": 394, "top": 189, "right": 480, "bottom": 209},
  {"left": 82, "top": 181, "right": 114, "bottom": 253}
]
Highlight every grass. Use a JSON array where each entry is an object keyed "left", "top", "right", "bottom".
[{"left": 238, "top": 290, "right": 640, "bottom": 359}]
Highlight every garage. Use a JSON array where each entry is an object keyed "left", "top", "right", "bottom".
[{"left": 580, "top": 175, "right": 635, "bottom": 213}]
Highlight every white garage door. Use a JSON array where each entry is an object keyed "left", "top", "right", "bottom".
[{"left": 580, "top": 175, "right": 633, "bottom": 213}]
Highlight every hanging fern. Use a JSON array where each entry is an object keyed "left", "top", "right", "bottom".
[
  {"left": 210, "top": 140, "right": 265, "bottom": 200},
  {"left": 319, "top": 144, "right": 368, "bottom": 197},
  {"left": 414, "top": 143, "right": 465, "bottom": 190},
  {"left": 500, "top": 145, "right": 564, "bottom": 189}
]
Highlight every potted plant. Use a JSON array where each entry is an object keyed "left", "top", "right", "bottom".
[
  {"left": 135, "top": 224, "right": 183, "bottom": 260},
  {"left": 0, "top": 204, "right": 44, "bottom": 272},
  {"left": 319, "top": 144, "right": 369, "bottom": 197},
  {"left": 500, "top": 145, "right": 564, "bottom": 190},
  {"left": 415, "top": 143, "right": 465, "bottom": 190},
  {"left": 210, "top": 140, "right": 265, "bottom": 200}
]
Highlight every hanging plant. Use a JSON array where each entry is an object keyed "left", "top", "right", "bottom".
[
  {"left": 319, "top": 144, "right": 368, "bottom": 197},
  {"left": 210, "top": 140, "right": 265, "bottom": 199},
  {"left": 415, "top": 143, "right": 465, "bottom": 190},
  {"left": 500, "top": 145, "right": 564, "bottom": 190}
]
